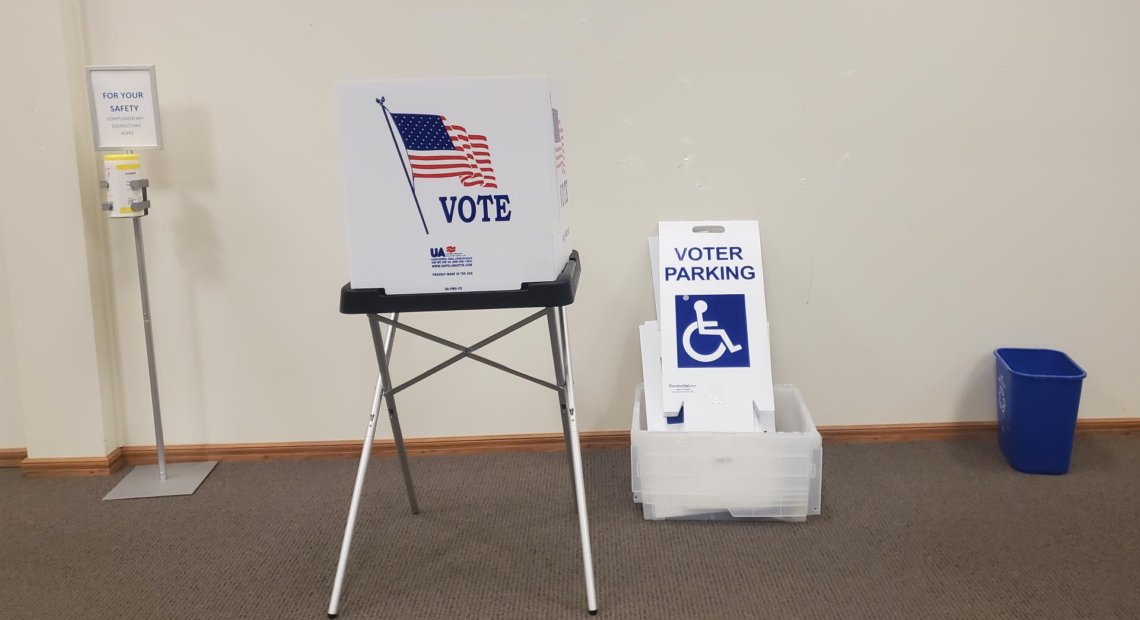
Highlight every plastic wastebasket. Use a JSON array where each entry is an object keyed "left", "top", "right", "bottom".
[{"left": 994, "top": 348, "right": 1086, "bottom": 475}]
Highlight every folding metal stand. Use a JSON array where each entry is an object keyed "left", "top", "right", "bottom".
[{"left": 327, "top": 252, "right": 596, "bottom": 618}]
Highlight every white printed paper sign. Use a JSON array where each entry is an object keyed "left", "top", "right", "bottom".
[
  {"left": 86, "top": 66, "right": 162, "bottom": 150},
  {"left": 657, "top": 221, "right": 774, "bottom": 432}
]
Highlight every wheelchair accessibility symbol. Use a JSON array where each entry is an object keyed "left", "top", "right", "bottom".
[{"left": 675, "top": 294, "right": 750, "bottom": 368}]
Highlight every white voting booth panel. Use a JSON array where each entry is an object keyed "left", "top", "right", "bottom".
[
  {"left": 338, "top": 76, "right": 572, "bottom": 294},
  {"left": 631, "top": 383, "right": 822, "bottom": 521}
]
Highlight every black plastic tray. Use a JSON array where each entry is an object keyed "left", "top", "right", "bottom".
[{"left": 340, "top": 250, "right": 580, "bottom": 314}]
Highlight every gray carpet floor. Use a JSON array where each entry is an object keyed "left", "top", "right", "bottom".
[{"left": 1, "top": 436, "right": 1138, "bottom": 620}]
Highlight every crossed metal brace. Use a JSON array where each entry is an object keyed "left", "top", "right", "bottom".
[{"left": 375, "top": 308, "right": 561, "bottom": 396}]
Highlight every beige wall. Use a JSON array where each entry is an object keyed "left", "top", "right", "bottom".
[
  {"left": 0, "top": 227, "right": 24, "bottom": 450},
  {"left": 3, "top": 0, "right": 1139, "bottom": 455},
  {"left": 0, "top": 0, "right": 117, "bottom": 458}
]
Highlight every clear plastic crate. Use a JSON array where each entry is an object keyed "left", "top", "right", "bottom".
[{"left": 631, "top": 383, "right": 822, "bottom": 521}]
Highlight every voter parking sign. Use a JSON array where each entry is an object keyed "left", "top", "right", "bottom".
[
  {"left": 657, "top": 221, "right": 774, "bottom": 431},
  {"left": 675, "top": 294, "right": 750, "bottom": 368}
]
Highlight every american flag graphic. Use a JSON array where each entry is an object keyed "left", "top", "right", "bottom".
[
  {"left": 552, "top": 108, "right": 566, "bottom": 174},
  {"left": 390, "top": 113, "right": 498, "bottom": 189}
]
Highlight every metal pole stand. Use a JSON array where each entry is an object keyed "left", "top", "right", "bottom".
[{"left": 104, "top": 182, "right": 217, "bottom": 500}]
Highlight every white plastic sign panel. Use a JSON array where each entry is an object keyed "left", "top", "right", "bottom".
[
  {"left": 639, "top": 321, "right": 680, "bottom": 432},
  {"left": 338, "top": 76, "right": 572, "bottom": 294},
  {"left": 85, "top": 66, "right": 163, "bottom": 150},
  {"left": 657, "top": 221, "right": 774, "bottom": 432}
]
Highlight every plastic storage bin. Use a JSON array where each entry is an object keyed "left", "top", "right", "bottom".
[
  {"left": 631, "top": 383, "right": 822, "bottom": 521},
  {"left": 994, "top": 348, "right": 1087, "bottom": 475}
]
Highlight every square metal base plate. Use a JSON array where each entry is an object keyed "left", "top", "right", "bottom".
[{"left": 103, "top": 461, "right": 218, "bottom": 501}]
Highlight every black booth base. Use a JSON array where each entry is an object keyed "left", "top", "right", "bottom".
[{"left": 340, "top": 250, "right": 580, "bottom": 314}]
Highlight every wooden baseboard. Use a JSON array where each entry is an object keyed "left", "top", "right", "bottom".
[
  {"left": 0, "top": 448, "right": 29, "bottom": 468},
  {"left": 13, "top": 417, "right": 1140, "bottom": 477},
  {"left": 1071, "top": 417, "right": 1140, "bottom": 435},
  {"left": 818, "top": 417, "right": 1140, "bottom": 444},
  {"left": 818, "top": 421, "right": 998, "bottom": 444},
  {"left": 20, "top": 448, "right": 124, "bottom": 478},
  {"left": 116, "top": 430, "right": 632, "bottom": 465}
]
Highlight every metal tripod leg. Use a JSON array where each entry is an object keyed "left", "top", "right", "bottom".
[
  {"left": 546, "top": 308, "right": 579, "bottom": 509},
  {"left": 555, "top": 306, "right": 598, "bottom": 615},
  {"left": 370, "top": 314, "right": 420, "bottom": 515},
  {"left": 328, "top": 313, "right": 398, "bottom": 619}
]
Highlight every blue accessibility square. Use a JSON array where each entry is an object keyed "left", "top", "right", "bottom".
[{"left": 674, "top": 294, "right": 750, "bottom": 368}]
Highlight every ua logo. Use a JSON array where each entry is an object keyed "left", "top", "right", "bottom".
[
  {"left": 675, "top": 294, "right": 750, "bottom": 368},
  {"left": 430, "top": 247, "right": 446, "bottom": 258}
]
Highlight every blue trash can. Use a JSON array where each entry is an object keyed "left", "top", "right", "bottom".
[{"left": 994, "top": 348, "right": 1086, "bottom": 475}]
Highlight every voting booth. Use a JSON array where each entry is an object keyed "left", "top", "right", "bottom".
[
  {"left": 328, "top": 76, "right": 595, "bottom": 618},
  {"left": 634, "top": 221, "right": 822, "bottom": 521}
]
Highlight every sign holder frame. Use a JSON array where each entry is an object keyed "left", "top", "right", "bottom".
[{"left": 85, "top": 65, "right": 164, "bottom": 151}]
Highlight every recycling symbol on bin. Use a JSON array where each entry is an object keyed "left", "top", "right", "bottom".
[{"left": 997, "top": 374, "right": 1008, "bottom": 431}]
